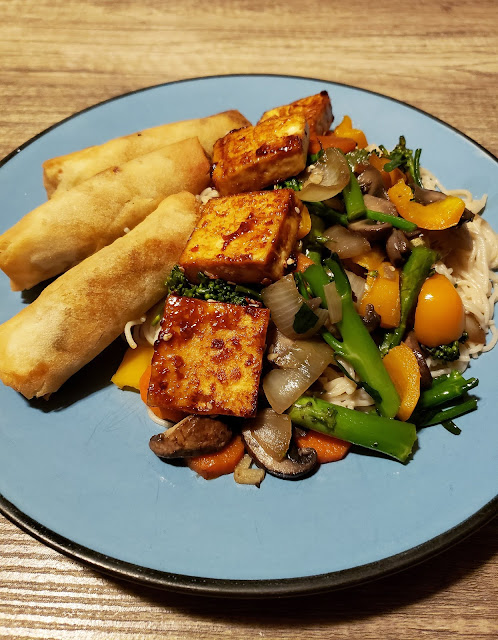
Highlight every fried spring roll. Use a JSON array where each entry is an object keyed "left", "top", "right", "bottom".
[
  {"left": 0, "top": 192, "right": 200, "bottom": 399},
  {"left": 0, "top": 137, "right": 210, "bottom": 291},
  {"left": 43, "top": 110, "right": 251, "bottom": 197}
]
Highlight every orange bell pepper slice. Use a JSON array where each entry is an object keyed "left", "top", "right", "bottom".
[
  {"left": 309, "top": 134, "right": 357, "bottom": 155},
  {"left": 382, "top": 343, "right": 421, "bottom": 421},
  {"left": 368, "top": 154, "right": 405, "bottom": 189},
  {"left": 359, "top": 263, "right": 400, "bottom": 329},
  {"left": 333, "top": 115, "right": 368, "bottom": 149},
  {"left": 388, "top": 180, "right": 465, "bottom": 230}
]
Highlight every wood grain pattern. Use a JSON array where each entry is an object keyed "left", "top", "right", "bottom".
[{"left": 0, "top": 0, "right": 496, "bottom": 638}]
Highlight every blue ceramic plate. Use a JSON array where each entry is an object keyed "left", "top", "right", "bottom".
[{"left": 0, "top": 75, "right": 496, "bottom": 597}]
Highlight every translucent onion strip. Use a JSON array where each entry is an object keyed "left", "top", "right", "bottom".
[
  {"left": 262, "top": 274, "right": 326, "bottom": 339},
  {"left": 323, "top": 281, "right": 342, "bottom": 324},
  {"left": 263, "top": 339, "right": 334, "bottom": 413},
  {"left": 299, "top": 148, "right": 350, "bottom": 202}
]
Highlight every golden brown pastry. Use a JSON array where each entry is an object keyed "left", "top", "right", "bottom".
[
  {"left": 43, "top": 110, "right": 250, "bottom": 197},
  {"left": 0, "top": 137, "right": 210, "bottom": 291},
  {"left": 0, "top": 192, "right": 200, "bottom": 399}
]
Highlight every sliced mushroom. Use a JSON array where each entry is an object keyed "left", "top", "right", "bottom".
[
  {"left": 386, "top": 229, "right": 410, "bottom": 267},
  {"left": 363, "top": 194, "right": 398, "bottom": 216},
  {"left": 242, "top": 428, "right": 318, "bottom": 480},
  {"left": 404, "top": 331, "right": 433, "bottom": 390},
  {"left": 357, "top": 166, "right": 385, "bottom": 198},
  {"left": 348, "top": 219, "right": 392, "bottom": 243},
  {"left": 361, "top": 303, "right": 381, "bottom": 333},
  {"left": 412, "top": 185, "right": 474, "bottom": 224},
  {"left": 149, "top": 415, "right": 232, "bottom": 458}
]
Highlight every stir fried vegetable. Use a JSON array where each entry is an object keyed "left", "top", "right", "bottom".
[
  {"left": 166, "top": 264, "right": 262, "bottom": 304},
  {"left": 302, "top": 254, "right": 401, "bottom": 418},
  {"left": 289, "top": 396, "right": 416, "bottom": 463},
  {"left": 117, "top": 92, "right": 493, "bottom": 486}
]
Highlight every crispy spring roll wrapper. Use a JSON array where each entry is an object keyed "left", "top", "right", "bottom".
[
  {"left": 0, "top": 192, "right": 200, "bottom": 399},
  {"left": 0, "top": 137, "right": 210, "bottom": 291},
  {"left": 43, "top": 110, "right": 251, "bottom": 197}
]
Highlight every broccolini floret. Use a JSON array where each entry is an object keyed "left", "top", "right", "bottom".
[
  {"left": 424, "top": 333, "right": 468, "bottom": 362},
  {"left": 165, "top": 265, "right": 261, "bottom": 305},
  {"left": 379, "top": 136, "right": 422, "bottom": 186}
]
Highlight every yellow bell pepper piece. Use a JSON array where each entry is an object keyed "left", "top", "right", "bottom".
[
  {"left": 382, "top": 343, "right": 421, "bottom": 421},
  {"left": 351, "top": 246, "right": 385, "bottom": 272},
  {"left": 388, "top": 180, "right": 465, "bottom": 230},
  {"left": 333, "top": 115, "right": 368, "bottom": 149},
  {"left": 111, "top": 344, "right": 154, "bottom": 390},
  {"left": 359, "top": 263, "right": 400, "bottom": 329}
]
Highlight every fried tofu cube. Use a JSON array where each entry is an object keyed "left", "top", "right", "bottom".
[
  {"left": 259, "top": 91, "right": 333, "bottom": 136},
  {"left": 212, "top": 114, "right": 309, "bottom": 195},
  {"left": 148, "top": 296, "right": 270, "bottom": 418},
  {"left": 179, "top": 189, "right": 303, "bottom": 284}
]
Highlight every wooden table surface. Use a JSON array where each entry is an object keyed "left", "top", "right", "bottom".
[{"left": 0, "top": 1, "right": 496, "bottom": 637}]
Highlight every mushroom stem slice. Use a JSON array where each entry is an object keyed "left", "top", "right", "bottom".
[{"left": 242, "top": 428, "right": 318, "bottom": 480}]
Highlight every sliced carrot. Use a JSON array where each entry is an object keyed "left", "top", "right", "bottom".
[
  {"left": 295, "top": 430, "right": 350, "bottom": 463},
  {"left": 333, "top": 115, "right": 368, "bottom": 149},
  {"left": 139, "top": 365, "right": 187, "bottom": 423},
  {"left": 297, "top": 205, "right": 312, "bottom": 239},
  {"left": 187, "top": 434, "right": 245, "bottom": 480},
  {"left": 358, "top": 263, "right": 400, "bottom": 329},
  {"left": 382, "top": 343, "right": 421, "bottom": 421},
  {"left": 295, "top": 252, "right": 315, "bottom": 273},
  {"left": 368, "top": 154, "right": 405, "bottom": 189}
]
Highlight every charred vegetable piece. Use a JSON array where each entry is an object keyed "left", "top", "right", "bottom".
[
  {"left": 380, "top": 246, "right": 438, "bottom": 356},
  {"left": 289, "top": 396, "right": 417, "bottom": 463},
  {"left": 149, "top": 416, "right": 232, "bottom": 458}
]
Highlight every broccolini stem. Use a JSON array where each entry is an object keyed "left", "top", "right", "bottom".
[
  {"left": 234, "top": 284, "right": 263, "bottom": 301},
  {"left": 343, "top": 170, "right": 366, "bottom": 221},
  {"left": 418, "top": 397, "right": 478, "bottom": 427},
  {"left": 303, "top": 256, "right": 400, "bottom": 418},
  {"left": 365, "top": 209, "right": 418, "bottom": 232},
  {"left": 417, "top": 371, "right": 478, "bottom": 410},
  {"left": 380, "top": 246, "right": 438, "bottom": 355},
  {"left": 289, "top": 396, "right": 417, "bottom": 463}
]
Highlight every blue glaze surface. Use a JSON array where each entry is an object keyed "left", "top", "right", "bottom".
[{"left": 0, "top": 76, "right": 496, "bottom": 590}]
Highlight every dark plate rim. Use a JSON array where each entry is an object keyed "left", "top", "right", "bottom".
[{"left": 0, "top": 74, "right": 497, "bottom": 598}]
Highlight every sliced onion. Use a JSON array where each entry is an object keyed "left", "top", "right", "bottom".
[
  {"left": 345, "top": 269, "right": 366, "bottom": 302},
  {"left": 323, "top": 281, "right": 342, "bottom": 324},
  {"left": 263, "top": 339, "right": 334, "bottom": 413},
  {"left": 324, "top": 225, "right": 370, "bottom": 259},
  {"left": 299, "top": 148, "right": 350, "bottom": 202},
  {"left": 246, "top": 409, "right": 292, "bottom": 461},
  {"left": 262, "top": 274, "right": 327, "bottom": 339}
]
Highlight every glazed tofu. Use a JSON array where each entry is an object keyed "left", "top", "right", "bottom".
[
  {"left": 148, "top": 296, "right": 270, "bottom": 418},
  {"left": 179, "top": 189, "right": 303, "bottom": 284},
  {"left": 212, "top": 114, "right": 309, "bottom": 195},
  {"left": 259, "top": 91, "right": 333, "bottom": 136}
]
